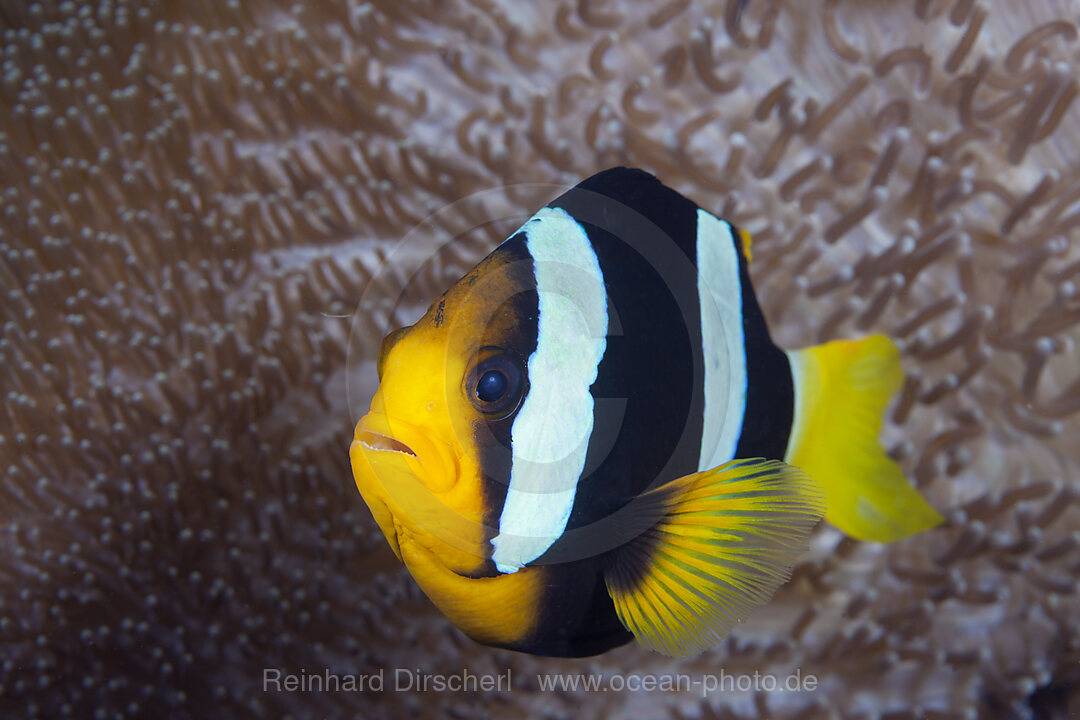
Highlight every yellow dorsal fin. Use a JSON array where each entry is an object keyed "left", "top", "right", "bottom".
[
  {"left": 736, "top": 227, "right": 753, "bottom": 263},
  {"left": 786, "top": 335, "right": 944, "bottom": 542},
  {"left": 603, "top": 458, "right": 824, "bottom": 657}
]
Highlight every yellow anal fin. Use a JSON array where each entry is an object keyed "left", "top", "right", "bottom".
[
  {"left": 786, "top": 335, "right": 944, "bottom": 542},
  {"left": 603, "top": 458, "right": 824, "bottom": 657}
]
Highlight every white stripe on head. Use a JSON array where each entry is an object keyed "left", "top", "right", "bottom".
[
  {"left": 491, "top": 206, "right": 608, "bottom": 574},
  {"left": 696, "top": 211, "right": 748, "bottom": 471}
]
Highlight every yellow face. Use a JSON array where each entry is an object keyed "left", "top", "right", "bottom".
[{"left": 349, "top": 241, "right": 546, "bottom": 646}]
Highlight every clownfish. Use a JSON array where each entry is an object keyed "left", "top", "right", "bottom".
[{"left": 350, "top": 167, "right": 942, "bottom": 658}]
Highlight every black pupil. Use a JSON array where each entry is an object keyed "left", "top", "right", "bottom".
[{"left": 476, "top": 370, "right": 508, "bottom": 403}]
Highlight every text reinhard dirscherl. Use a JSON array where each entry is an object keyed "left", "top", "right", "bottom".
[{"left": 263, "top": 668, "right": 819, "bottom": 698}]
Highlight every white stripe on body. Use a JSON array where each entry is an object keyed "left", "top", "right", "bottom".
[
  {"left": 695, "top": 211, "right": 748, "bottom": 472},
  {"left": 491, "top": 207, "right": 608, "bottom": 574}
]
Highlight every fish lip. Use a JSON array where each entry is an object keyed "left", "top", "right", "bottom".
[
  {"left": 355, "top": 430, "right": 416, "bottom": 457},
  {"left": 353, "top": 412, "right": 459, "bottom": 493}
]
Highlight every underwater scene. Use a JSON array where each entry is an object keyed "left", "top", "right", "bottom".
[{"left": 1, "top": 0, "right": 1079, "bottom": 718}]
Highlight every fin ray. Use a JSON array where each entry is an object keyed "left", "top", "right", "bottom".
[{"left": 604, "top": 458, "right": 824, "bottom": 657}]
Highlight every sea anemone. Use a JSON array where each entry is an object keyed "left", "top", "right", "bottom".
[{"left": 1, "top": 0, "right": 1078, "bottom": 718}]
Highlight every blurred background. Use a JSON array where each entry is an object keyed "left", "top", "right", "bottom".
[{"left": 1, "top": 0, "right": 1079, "bottom": 717}]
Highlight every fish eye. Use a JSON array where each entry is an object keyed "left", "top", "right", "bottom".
[
  {"left": 476, "top": 369, "right": 508, "bottom": 402},
  {"left": 467, "top": 352, "right": 526, "bottom": 418}
]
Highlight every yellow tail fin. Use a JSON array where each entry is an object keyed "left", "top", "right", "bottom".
[{"left": 785, "top": 335, "right": 943, "bottom": 542}]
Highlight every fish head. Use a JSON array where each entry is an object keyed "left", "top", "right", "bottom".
[{"left": 350, "top": 239, "right": 539, "bottom": 578}]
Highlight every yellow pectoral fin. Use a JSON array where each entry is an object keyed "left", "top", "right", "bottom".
[
  {"left": 603, "top": 458, "right": 824, "bottom": 658},
  {"left": 786, "top": 335, "right": 944, "bottom": 542},
  {"left": 398, "top": 531, "right": 544, "bottom": 649}
]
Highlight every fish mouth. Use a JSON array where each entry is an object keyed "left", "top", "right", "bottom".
[
  {"left": 351, "top": 412, "right": 459, "bottom": 494},
  {"left": 350, "top": 412, "right": 457, "bottom": 562},
  {"left": 350, "top": 412, "right": 488, "bottom": 573},
  {"left": 355, "top": 430, "right": 416, "bottom": 457}
]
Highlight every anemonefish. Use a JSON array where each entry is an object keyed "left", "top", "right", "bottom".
[{"left": 350, "top": 167, "right": 942, "bottom": 658}]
